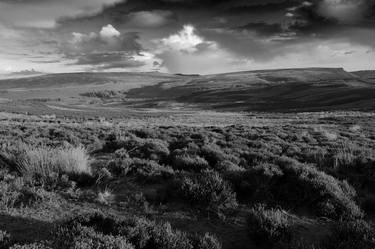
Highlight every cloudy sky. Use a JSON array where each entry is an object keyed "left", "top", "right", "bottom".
[{"left": 0, "top": 0, "right": 374, "bottom": 75}]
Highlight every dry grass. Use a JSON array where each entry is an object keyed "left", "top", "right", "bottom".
[{"left": 6, "top": 143, "right": 91, "bottom": 178}]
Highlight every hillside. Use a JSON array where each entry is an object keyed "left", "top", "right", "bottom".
[
  {"left": 126, "top": 68, "right": 375, "bottom": 112},
  {"left": 352, "top": 70, "right": 375, "bottom": 83},
  {"left": 0, "top": 67, "right": 374, "bottom": 116}
]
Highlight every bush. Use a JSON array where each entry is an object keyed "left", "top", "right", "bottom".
[
  {"left": 103, "top": 136, "right": 170, "bottom": 162},
  {"left": 137, "top": 139, "right": 170, "bottom": 162},
  {"left": 275, "top": 157, "right": 362, "bottom": 220},
  {"left": 241, "top": 151, "right": 278, "bottom": 168},
  {"left": 179, "top": 170, "right": 238, "bottom": 213},
  {"left": 0, "top": 230, "right": 11, "bottom": 249},
  {"left": 247, "top": 205, "right": 292, "bottom": 247},
  {"left": 228, "top": 156, "right": 362, "bottom": 220},
  {"left": 107, "top": 158, "right": 174, "bottom": 181},
  {"left": 325, "top": 220, "right": 375, "bottom": 249},
  {"left": 10, "top": 243, "right": 52, "bottom": 249},
  {"left": 227, "top": 163, "right": 283, "bottom": 203},
  {"left": 54, "top": 224, "right": 133, "bottom": 249},
  {"left": 0, "top": 178, "right": 50, "bottom": 209},
  {"left": 192, "top": 233, "right": 222, "bottom": 249},
  {"left": 53, "top": 211, "right": 221, "bottom": 249},
  {"left": 5, "top": 143, "right": 91, "bottom": 180},
  {"left": 200, "top": 145, "right": 226, "bottom": 167},
  {"left": 215, "top": 160, "right": 244, "bottom": 173},
  {"left": 171, "top": 155, "right": 209, "bottom": 172},
  {"left": 107, "top": 159, "right": 133, "bottom": 177}
]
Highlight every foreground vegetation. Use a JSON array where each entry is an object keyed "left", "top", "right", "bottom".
[{"left": 0, "top": 112, "right": 375, "bottom": 249}]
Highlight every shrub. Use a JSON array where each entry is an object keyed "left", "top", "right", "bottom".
[
  {"left": 54, "top": 211, "right": 221, "bottom": 249},
  {"left": 48, "top": 128, "right": 80, "bottom": 146},
  {"left": 275, "top": 157, "right": 362, "bottom": 220},
  {"left": 103, "top": 137, "right": 170, "bottom": 162},
  {"left": 200, "top": 145, "right": 226, "bottom": 167},
  {"left": 0, "top": 178, "right": 49, "bottom": 209},
  {"left": 54, "top": 224, "right": 133, "bottom": 249},
  {"left": 107, "top": 158, "right": 174, "bottom": 182},
  {"left": 226, "top": 163, "right": 283, "bottom": 203},
  {"left": 193, "top": 233, "right": 222, "bottom": 249},
  {"left": 107, "top": 159, "right": 133, "bottom": 177},
  {"left": 171, "top": 155, "right": 209, "bottom": 172},
  {"left": 81, "top": 90, "right": 120, "bottom": 99},
  {"left": 126, "top": 139, "right": 170, "bottom": 162},
  {"left": 247, "top": 205, "right": 292, "bottom": 247},
  {"left": 5, "top": 143, "right": 91, "bottom": 180},
  {"left": 325, "top": 220, "right": 375, "bottom": 249},
  {"left": 10, "top": 243, "right": 52, "bottom": 249},
  {"left": 179, "top": 170, "right": 238, "bottom": 213},
  {"left": 215, "top": 160, "right": 244, "bottom": 172},
  {"left": 241, "top": 151, "right": 277, "bottom": 168},
  {"left": 0, "top": 230, "right": 11, "bottom": 249}
]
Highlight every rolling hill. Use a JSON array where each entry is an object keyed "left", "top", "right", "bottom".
[
  {"left": 126, "top": 68, "right": 375, "bottom": 112},
  {"left": 0, "top": 67, "right": 374, "bottom": 116}
]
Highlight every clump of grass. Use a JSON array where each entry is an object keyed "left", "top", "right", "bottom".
[{"left": 6, "top": 143, "right": 91, "bottom": 179}]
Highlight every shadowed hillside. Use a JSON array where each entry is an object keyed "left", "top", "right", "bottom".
[
  {"left": 353, "top": 70, "right": 375, "bottom": 83},
  {"left": 126, "top": 68, "right": 375, "bottom": 112},
  {"left": 0, "top": 68, "right": 374, "bottom": 115}
]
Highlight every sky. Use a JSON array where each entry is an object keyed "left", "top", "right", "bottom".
[{"left": 0, "top": 0, "right": 374, "bottom": 75}]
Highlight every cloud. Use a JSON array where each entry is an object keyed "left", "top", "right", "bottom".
[
  {"left": 100, "top": 24, "right": 120, "bottom": 39},
  {"left": 8, "top": 68, "right": 44, "bottom": 76},
  {"left": 0, "top": 0, "right": 122, "bottom": 28},
  {"left": 1, "top": 0, "right": 375, "bottom": 74},
  {"left": 127, "top": 10, "right": 174, "bottom": 28},
  {"left": 287, "top": 0, "right": 375, "bottom": 30},
  {"left": 67, "top": 24, "right": 141, "bottom": 54},
  {"left": 60, "top": 24, "right": 161, "bottom": 71},
  {"left": 155, "top": 25, "right": 254, "bottom": 74},
  {"left": 160, "top": 25, "right": 213, "bottom": 53},
  {"left": 235, "top": 22, "right": 284, "bottom": 37},
  {"left": 317, "top": 0, "right": 374, "bottom": 24}
]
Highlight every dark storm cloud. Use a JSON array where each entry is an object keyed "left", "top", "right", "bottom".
[
  {"left": 287, "top": 0, "right": 375, "bottom": 31},
  {"left": 235, "top": 22, "right": 284, "bottom": 37}
]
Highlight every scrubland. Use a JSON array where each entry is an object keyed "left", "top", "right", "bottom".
[{"left": 0, "top": 111, "right": 375, "bottom": 249}]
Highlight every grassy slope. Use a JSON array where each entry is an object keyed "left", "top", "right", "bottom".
[
  {"left": 0, "top": 68, "right": 374, "bottom": 116},
  {"left": 126, "top": 68, "right": 375, "bottom": 112}
]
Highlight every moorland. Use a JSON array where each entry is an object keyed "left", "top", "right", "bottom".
[{"left": 0, "top": 68, "right": 375, "bottom": 249}]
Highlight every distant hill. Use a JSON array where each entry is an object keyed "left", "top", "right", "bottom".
[
  {"left": 0, "top": 67, "right": 374, "bottom": 115},
  {"left": 126, "top": 68, "right": 375, "bottom": 112},
  {"left": 352, "top": 70, "right": 375, "bottom": 83}
]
